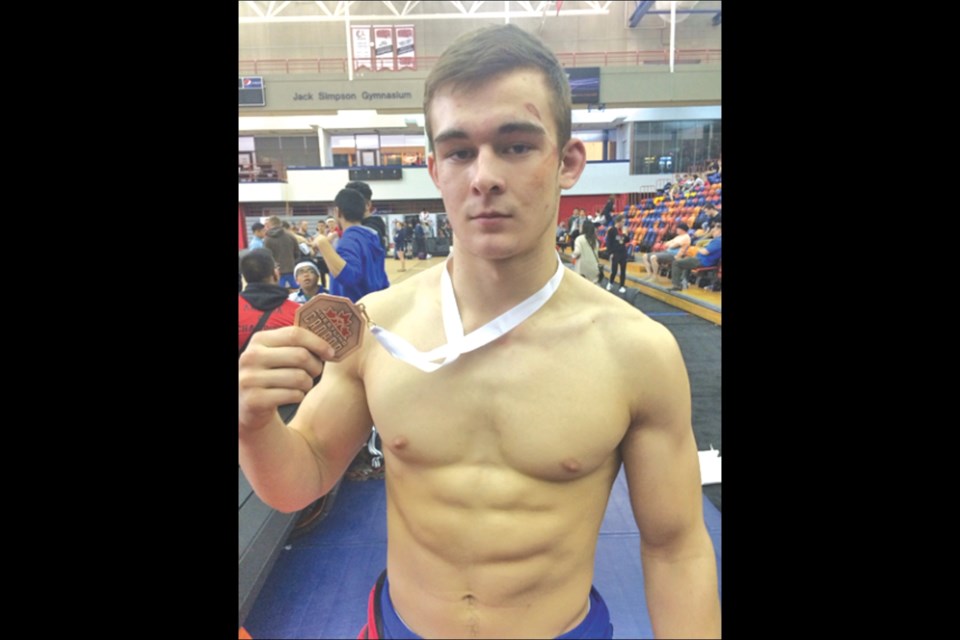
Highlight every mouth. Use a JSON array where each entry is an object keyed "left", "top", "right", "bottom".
[{"left": 470, "top": 211, "right": 511, "bottom": 220}]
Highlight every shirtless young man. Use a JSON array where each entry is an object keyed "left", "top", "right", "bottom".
[{"left": 238, "top": 24, "right": 720, "bottom": 639}]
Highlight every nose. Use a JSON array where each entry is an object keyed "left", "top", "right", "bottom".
[{"left": 470, "top": 147, "right": 506, "bottom": 197}]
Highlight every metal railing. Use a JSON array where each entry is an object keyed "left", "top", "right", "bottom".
[{"left": 238, "top": 49, "right": 720, "bottom": 75}]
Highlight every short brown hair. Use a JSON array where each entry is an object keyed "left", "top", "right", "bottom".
[{"left": 423, "top": 24, "right": 571, "bottom": 154}]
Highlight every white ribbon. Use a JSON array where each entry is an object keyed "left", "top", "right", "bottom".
[{"left": 370, "top": 254, "right": 565, "bottom": 372}]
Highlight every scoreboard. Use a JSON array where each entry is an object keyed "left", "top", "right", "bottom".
[{"left": 239, "top": 77, "right": 265, "bottom": 107}]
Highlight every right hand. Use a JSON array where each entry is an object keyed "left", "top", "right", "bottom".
[{"left": 238, "top": 326, "right": 336, "bottom": 435}]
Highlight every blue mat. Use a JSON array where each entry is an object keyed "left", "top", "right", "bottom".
[{"left": 245, "top": 469, "right": 721, "bottom": 639}]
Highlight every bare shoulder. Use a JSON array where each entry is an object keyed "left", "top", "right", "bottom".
[
  {"left": 560, "top": 273, "right": 679, "bottom": 356},
  {"left": 357, "top": 263, "right": 444, "bottom": 325}
]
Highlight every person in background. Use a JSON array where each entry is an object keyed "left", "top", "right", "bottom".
[
  {"left": 326, "top": 217, "right": 341, "bottom": 248},
  {"left": 238, "top": 248, "right": 301, "bottom": 354},
  {"left": 670, "top": 223, "right": 722, "bottom": 292},
  {"left": 312, "top": 188, "right": 389, "bottom": 303},
  {"left": 262, "top": 216, "right": 300, "bottom": 291},
  {"left": 347, "top": 180, "right": 390, "bottom": 253},
  {"left": 601, "top": 194, "right": 616, "bottom": 227},
  {"left": 641, "top": 222, "right": 691, "bottom": 281},
  {"left": 248, "top": 222, "right": 266, "bottom": 250},
  {"left": 570, "top": 219, "right": 600, "bottom": 283},
  {"left": 394, "top": 221, "right": 408, "bottom": 272},
  {"left": 605, "top": 214, "right": 629, "bottom": 294},
  {"left": 288, "top": 261, "right": 327, "bottom": 304}
]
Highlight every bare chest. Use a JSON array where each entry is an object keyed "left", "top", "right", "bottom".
[{"left": 364, "top": 320, "right": 630, "bottom": 482}]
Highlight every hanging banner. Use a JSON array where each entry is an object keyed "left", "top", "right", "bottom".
[
  {"left": 374, "top": 26, "right": 395, "bottom": 70},
  {"left": 395, "top": 25, "right": 416, "bottom": 70},
  {"left": 352, "top": 25, "right": 372, "bottom": 70}
]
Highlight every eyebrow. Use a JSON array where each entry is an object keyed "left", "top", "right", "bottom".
[{"left": 433, "top": 121, "right": 548, "bottom": 146}]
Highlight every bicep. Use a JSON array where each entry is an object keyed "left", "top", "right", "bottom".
[{"left": 619, "top": 330, "right": 704, "bottom": 551}]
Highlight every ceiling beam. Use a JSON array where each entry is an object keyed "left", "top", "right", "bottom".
[
  {"left": 628, "top": 0, "right": 654, "bottom": 28},
  {"left": 381, "top": 0, "right": 401, "bottom": 16}
]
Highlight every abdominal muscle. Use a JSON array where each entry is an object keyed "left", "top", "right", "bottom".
[{"left": 383, "top": 458, "right": 619, "bottom": 639}]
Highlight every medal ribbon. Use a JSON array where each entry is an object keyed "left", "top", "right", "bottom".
[{"left": 370, "top": 254, "right": 565, "bottom": 372}]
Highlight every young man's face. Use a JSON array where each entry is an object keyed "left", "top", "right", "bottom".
[
  {"left": 427, "top": 69, "right": 585, "bottom": 261},
  {"left": 295, "top": 267, "right": 319, "bottom": 290}
]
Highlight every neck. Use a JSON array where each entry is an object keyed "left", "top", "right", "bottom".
[
  {"left": 340, "top": 219, "right": 361, "bottom": 229},
  {"left": 303, "top": 284, "right": 320, "bottom": 296},
  {"left": 448, "top": 246, "right": 560, "bottom": 334}
]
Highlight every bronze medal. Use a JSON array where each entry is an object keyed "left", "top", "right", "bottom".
[{"left": 295, "top": 294, "right": 367, "bottom": 362}]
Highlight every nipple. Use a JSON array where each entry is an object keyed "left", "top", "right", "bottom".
[{"left": 560, "top": 458, "right": 582, "bottom": 474}]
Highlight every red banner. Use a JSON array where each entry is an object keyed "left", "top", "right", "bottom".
[
  {"left": 374, "top": 26, "right": 395, "bottom": 70},
  {"left": 395, "top": 25, "right": 416, "bottom": 70}
]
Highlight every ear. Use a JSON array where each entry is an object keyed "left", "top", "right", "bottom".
[
  {"left": 558, "top": 138, "right": 587, "bottom": 190},
  {"left": 427, "top": 151, "right": 440, "bottom": 189}
]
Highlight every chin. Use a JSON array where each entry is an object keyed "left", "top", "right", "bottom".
[{"left": 461, "top": 236, "right": 543, "bottom": 261}]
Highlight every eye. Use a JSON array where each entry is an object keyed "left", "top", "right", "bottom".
[
  {"left": 445, "top": 149, "right": 475, "bottom": 161},
  {"left": 504, "top": 144, "right": 532, "bottom": 155}
]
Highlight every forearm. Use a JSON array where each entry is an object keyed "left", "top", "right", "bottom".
[
  {"left": 641, "top": 536, "right": 721, "bottom": 638},
  {"left": 314, "top": 240, "right": 346, "bottom": 276},
  {"left": 239, "top": 412, "right": 329, "bottom": 513}
]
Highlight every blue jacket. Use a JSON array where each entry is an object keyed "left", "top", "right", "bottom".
[
  {"left": 698, "top": 237, "right": 722, "bottom": 268},
  {"left": 330, "top": 225, "right": 390, "bottom": 302}
]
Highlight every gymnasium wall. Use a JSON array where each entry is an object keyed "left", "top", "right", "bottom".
[{"left": 239, "top": 162, "right": 670, "bottom": 204}]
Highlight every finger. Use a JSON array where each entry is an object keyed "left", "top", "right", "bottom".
[
  {"left": 239, "top": 367, "right": 318, "bottom": 396},
  {"left": 248, "top": 326, "right": 337, "bottom": 361},
  {"left": 239, "top": 387, "right": 309, "bottom": 421},
  {"left": 242, "top": 345, "right": 326, "bottom": 379}
]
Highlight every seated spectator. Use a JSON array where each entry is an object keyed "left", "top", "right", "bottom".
[
  {"left": 707, "top": 158, "right": 722, "bottom": 183},
  {"left": 288, "top": 261, "right": 327, "bottom": 304},
  {"left": 238, "top": 248, "right": 302, "bottom": 354},
  {"left": 670, "top": 223, "right": 722, "bottom": 291},
  {"left": 642, "top": 223, "right": 691, "bottom": 280},
  {"left": 692, "top": 203, "right": 721, "bottom": 247}
]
